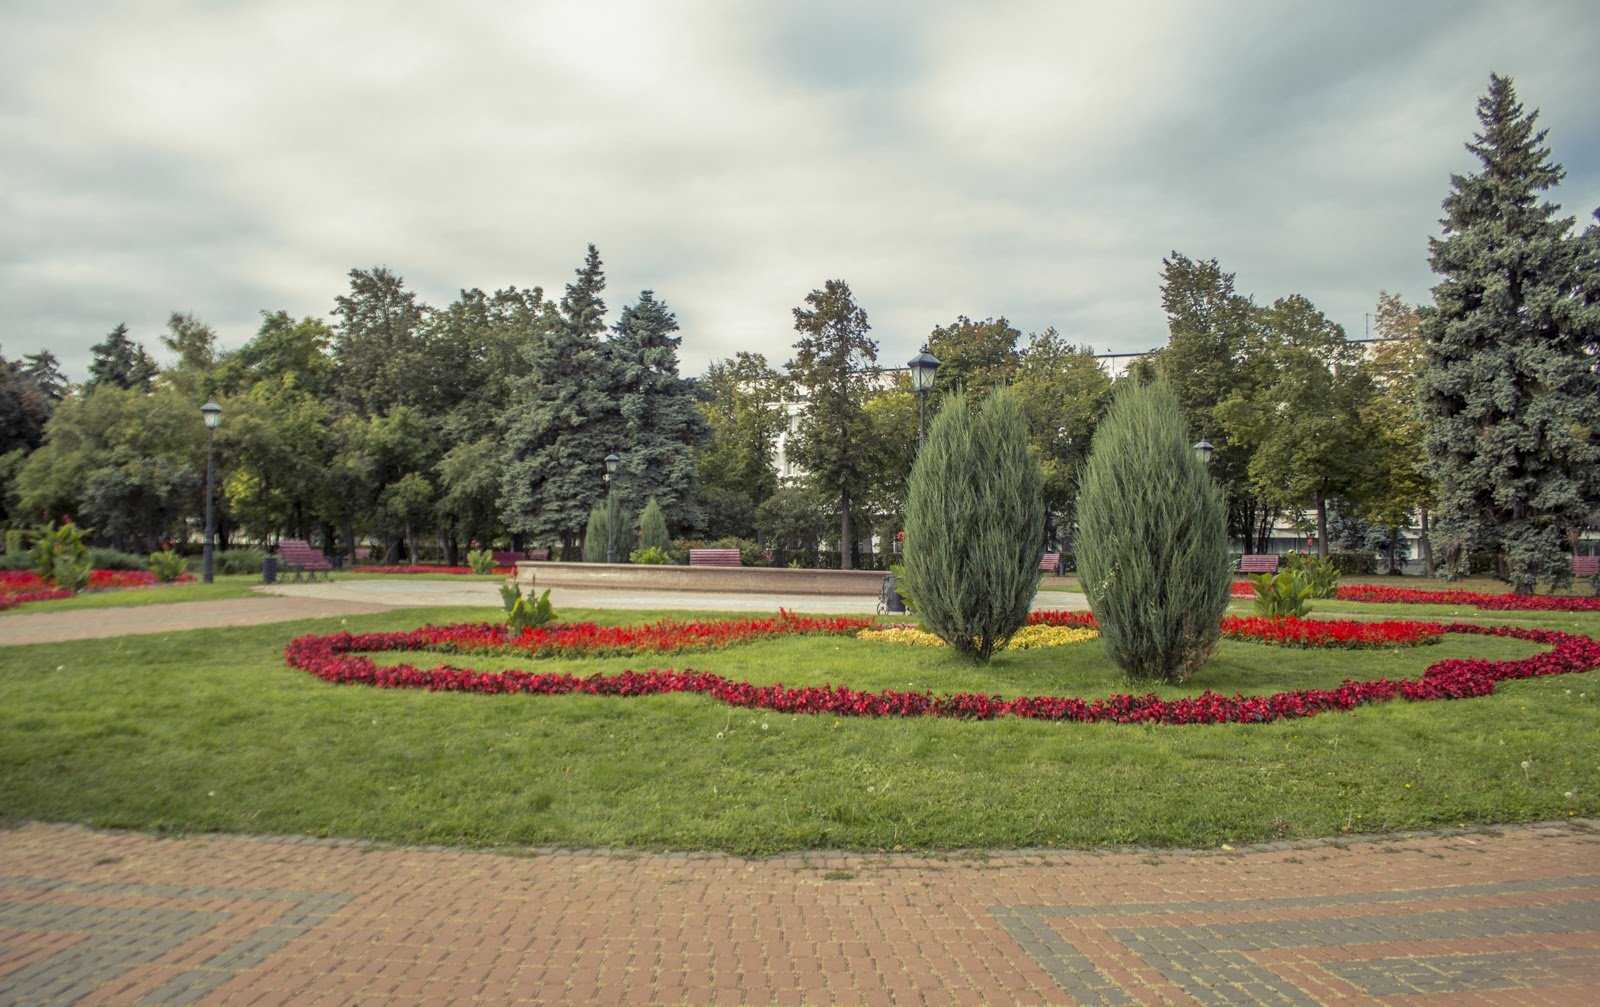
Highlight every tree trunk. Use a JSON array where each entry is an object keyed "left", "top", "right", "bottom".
[
  {"left": 443, "top": 526, "right": 459, "bottom": 567},
  {"left": 1419, "top": 507, "right": 1434, "bottom": 578},
  {"left": 839, "top": 491, "right": 853, "bottom": 570},
  {"left": 1315, "top": 491, "right": 1329, "bottom": 560},
  {"left": 1387, "top": 526, "right": 1400, "bottom": 574},
  {"left": 343, "top": 519, "right": 357, "bottom": 565}
]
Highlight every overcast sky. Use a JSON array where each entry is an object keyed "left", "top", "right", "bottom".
[{"left": 3, "top": 1, "right": 1598, "bottom": 380}]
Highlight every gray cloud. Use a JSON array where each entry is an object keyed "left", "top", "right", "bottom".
[{"left": 2, "top": 0, "right": 1597, "bottom": 378}]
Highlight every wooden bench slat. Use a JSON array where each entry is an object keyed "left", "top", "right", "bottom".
[
  {"left": 1575, "top": 556, "right": 1599, "bottom": 577},
  {"left": 1039, "top": 552, "right": 1061, "bottom": 574},
  {"left": 1239, "top": 554, "right": 1279, "bottom": 574},
  {"left": 689, "top": 548, "right": 742, "bottom": 568}
]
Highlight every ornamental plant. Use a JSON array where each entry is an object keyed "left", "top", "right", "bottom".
[
  {"left": 147, "top": 549, "right": 188, "bottom": 583},
  {"left": 1282, "top": 552, "right": 1340, "bottom": 598},
  {"left": 902, "top": 387, "right": 1043, "bottom": 662},
  {"left": 1250, "top": 570, "right": 1315, "bottom": 619},
  {"left": 466, "top": 548, "right": 496, "bottom": 575},
  {"left": 29, "top": 520, "right": 92, "bottom": 592},
  {"left": 629, "top": 546, "right": 671, "bottom": 565},
  {"left": 638, "top": 497, "right": 671, "bottom": 553},
  {"left": 499, "top": 581, "right": 555, "bottom": 633},
  {"left": 1075, "top": 379, "right": 1232, "bottom": 683}
]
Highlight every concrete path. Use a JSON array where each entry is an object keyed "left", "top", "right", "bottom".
[
  {"left": 0, "top": 820, "right": 1595, "bottom": 1005},
  {"left": 0, "top": 595, "right": 392, "bottom": 647},
  {"left": 260, "top": 578, "right": 1092, "bottom": 615},
  {"left": 0, "top": 579, "right": 1090, "bottom": 646}
]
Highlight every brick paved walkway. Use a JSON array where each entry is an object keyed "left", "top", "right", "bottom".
[{"left": 1, "top": 822, "right": 1596, "bottom": 1005}]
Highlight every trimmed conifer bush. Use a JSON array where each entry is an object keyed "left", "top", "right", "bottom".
[
  {"left": 582, "top": 504, "right": 609, "bottom": 563},
  {"left": 1075, "top": 379, "right": 1232, "bottom": 683},
  {"left": 902, "top": 387, "right": 1043, "bottom": 662},
  {"left": 639, "top": 497, "right": 670, "bottom": 553}
]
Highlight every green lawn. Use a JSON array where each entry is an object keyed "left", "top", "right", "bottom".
[
  {"left": 0, "top": 575, "right": 261, "bottom": 613},
  {"left": 3, "top": 603, "right": 1598, "bottom": 853}
]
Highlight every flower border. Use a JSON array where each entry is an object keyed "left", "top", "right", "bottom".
[
  {"left": 1230, "top": 579, "right": 1600, "bottom": 612},
  {"left": 283, "top": 621, "right": 1600, "bottom": 726}
]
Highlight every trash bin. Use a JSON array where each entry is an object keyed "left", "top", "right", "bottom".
[{"left": 262, "top": 555, "right": 278, "bottom": 584}]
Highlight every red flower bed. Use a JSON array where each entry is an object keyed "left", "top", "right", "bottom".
[
  {"left": 351, "top": 565, "right": 516, "bottom": 576},
  {"left": 1026, "top": 610, "right": 1100, "bottom": 628},
  {"left": 282, "top": 621, "right": 1600, "bottom": 726},
  {"left": 335, "top": 611, "right": 875, "bottom": 660},
  {"left": 0, "top": 568, "right": 190, "bottom": 610},
  {"left": 1230, "top": 579, "right": 1600, "bottom": 611},
  {"left": 1220, "top": 615, "right": 1443, "bottom": 648}
]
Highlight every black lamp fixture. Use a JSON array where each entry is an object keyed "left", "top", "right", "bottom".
[
  {"left": 603, "top": 452, "right": 621, "bottom": 563},
  {"left": 907, "top": 346, "right": 941, "bottom": 447}
]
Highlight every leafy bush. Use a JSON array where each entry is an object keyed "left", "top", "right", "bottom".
[
  {"left": 465, "top": 548, "right": 496, "bottom": 575},
  {"left": 1282, "top": 553, "right": 1340, "bottom": 597},
  {"left": 638, "top": 498, "right": 671, "bottom": 553},
  {"left": 1250, "top": 570, "right": 1315, "bottom": 618},
  {"left": 209, "top": 549, "right": 266, "bottom": 575},
  {"left": 147, "top": 550, "right": 187, "bottom": 583},
  {"left": 629, "top": 546, "right": 671, "bottom": 565},
  {"left": 88, "top": 547, "right": 147, "bottom": 571},
  {"left": 902, "top": 387, "right": 1043, "bottom": 662},
  {"left": 1327, "top": 550, "right": 1376, "bottom": 576},
  {"left": 1075, "top": 379, "right": 1232, "bottom": 683},
  {"left": 30, "top": 521, "right": 92, "bottom": 592},
  {"left": 499, "top": 581, "right": 555, "bottom": 632}
]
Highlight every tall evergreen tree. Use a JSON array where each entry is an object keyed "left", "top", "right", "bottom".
[
  {"left": 1420, "top": 74, "right": 1600, "bottom": 592},
  {"left": 786, "top": 279, "right": 877, "bottom": 569},
  {"left": 21, "top": 351, "right": 68, "bottom": 402},
  {"left": 501, "top": 245, "right": 622, "bottom": 556},
  {"left": 607, "top": 290, "right": 706, "bottom": 523},
  {"left": 86, "top": 323, "right": 158, "bottom": 391}
]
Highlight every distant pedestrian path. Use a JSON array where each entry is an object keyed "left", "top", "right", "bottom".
[{"left": 0, "top": 579, "right": 1090, "bottom": 645}]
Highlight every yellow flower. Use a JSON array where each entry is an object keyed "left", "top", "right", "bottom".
[{"left": 856, "top": 624, "right": 1099, "bottom": 651}]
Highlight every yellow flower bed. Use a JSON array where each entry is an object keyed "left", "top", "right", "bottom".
[{"left": 856, "top": 624, "right": 1099, "bottom": 650}]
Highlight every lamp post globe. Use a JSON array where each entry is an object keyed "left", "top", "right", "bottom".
[
  {"left": 1193, "top": 440, "right": 1214, "bottom": 467},
  {"left": 200, "top": 400, "right": 223, "bottom": 583},
  {"left": 908, "top": 347, "right": 940, "bottom": 447}
]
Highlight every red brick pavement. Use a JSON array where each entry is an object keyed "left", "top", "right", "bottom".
[{"left": 1, "top": 820, "right": 1597, "bottom": 1005}]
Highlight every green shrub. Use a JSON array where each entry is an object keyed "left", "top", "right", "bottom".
[
  {"left": 466, "top": 548, "right": 495, "bottom": 575},
  {"left": 500, "top": 581, "right": 555, "bottom": 633},
  {"left": 147, "top": 550, "right": 187, "bottom": 583},
  {"left": 583, "top": 497, "right": 633, "bottom": 562},
  {"left": 210, "top": 549, "right": 266, "bottom": 575},
  {"left": 88, "top": 547, "right": 146, "bottom": 571},
  {"left": 30, "top": 521, "right": 92, "bottom": 592},
  {"left": 638, "top": 498, "right": 671, "bottom": 553},
  {"left": 629, "top": 546, "right": 671, "bottom": 565},
  {"left": 1250, "top": 570, "right": 1315, "bottom": 618},
  {"left": 1282, "top": 553, "right": 1340, "bottom": 598},
  {"left": 1075, "top": 379, "right": 1232, "bottom": 683},
  {"left": 902, "top": 387, "right": 1043, "bottom": 662}
]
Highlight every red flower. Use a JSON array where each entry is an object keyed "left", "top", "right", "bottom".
[
  {"left": 283, "top": 617, "right": 1600, "bottom": 726},
  {"left": 1230, "top": 580, "right": 1600, "bottom": 612}
]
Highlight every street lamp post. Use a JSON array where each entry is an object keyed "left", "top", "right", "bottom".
[
  {"left": 907, "top": 347, "right": 941, "bottom": 447},
  {"left": 604, "top": 452, "right": 621, "bottom": 564},
  {"left": 1193, "top": 440, "right": 1214, "bottom": 467},
  {"left": 201, "top": 400, "right": 222, "bottom": 583}
]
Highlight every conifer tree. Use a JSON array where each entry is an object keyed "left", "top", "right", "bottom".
[
  {"left": 86, "top": 324, "right": 158, "bottom": 391},
  {"left": 638, "top": 497, "right": 671, "bottom": 552},
  {"left": 501, "top": 245, "right": 623, "bottom": 557},
  {"left": 608, "top": 291, "right": 705, "bottom": 520},
  {"left": 1420, "top": 74, "right": 1600, "bottom": 592},
  {"left": 1076, "top": 379, "right": 1232, "bottom": 683},
  {"left": 902, "top": 387, "right": 1043, "bottom": 663}
]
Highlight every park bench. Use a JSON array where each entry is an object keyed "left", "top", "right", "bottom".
[
  {"left": 689, "top": 548, "right": 742, "bottom": 568},
  {"left": 1575, "top": 555, "right": 1599, "bottom": 580},
  {"left": 1239, "top": 554, "right": 1280, "bottom": 575},
  {"left": 526, "top": 548, "right": 550, "bottom": 562},
  {"left": 492, "top": 550, "right": 522, "bottom": 567},
  {"left": 1039, "top": 552, "right": 1063, "bottom": 575},
  {"left": 279, "top": 538, "right": 333, "bottom": 581}
]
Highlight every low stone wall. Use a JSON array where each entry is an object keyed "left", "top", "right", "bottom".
[{"left": 515, "top": 561, "right": 887, "bottom": 596}]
